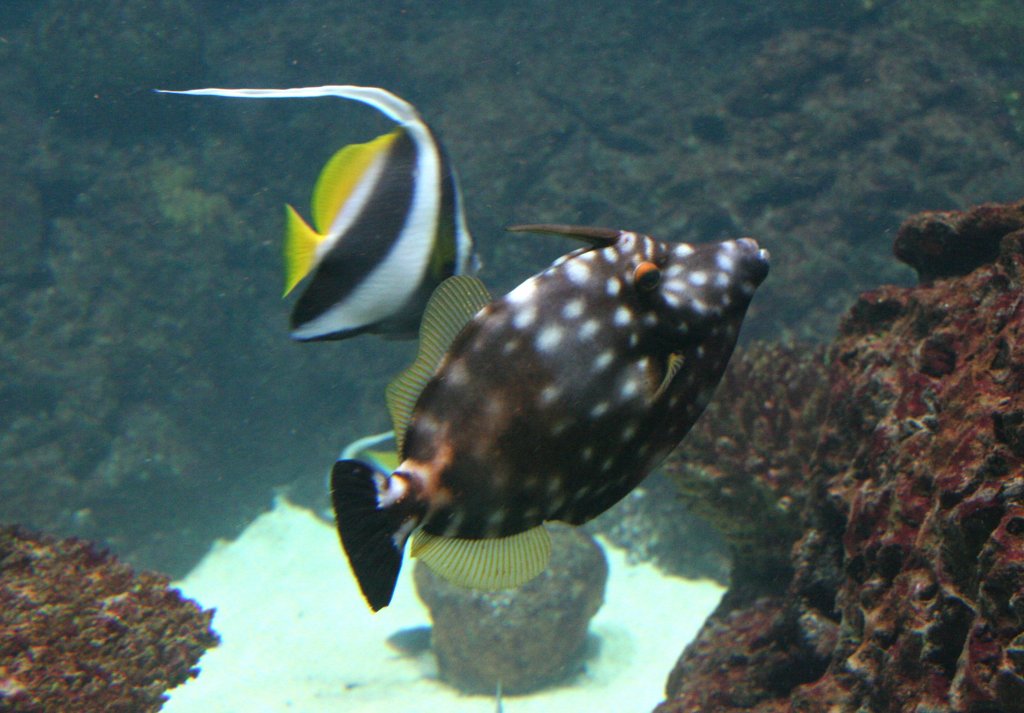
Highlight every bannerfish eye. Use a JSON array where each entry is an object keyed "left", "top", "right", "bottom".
[{"left": 633, "top": 261, "right": 661, "bottom": 292}]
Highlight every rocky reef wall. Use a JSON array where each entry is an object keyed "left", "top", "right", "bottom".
[{"left": 656, "top": 199, "right": 1024, "bottom": 712}]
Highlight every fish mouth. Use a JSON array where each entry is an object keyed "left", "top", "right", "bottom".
[{"left": 735, "top": 237, "right": 770, "bottom": 285}]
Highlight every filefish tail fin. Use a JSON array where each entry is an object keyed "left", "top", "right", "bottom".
[
  {"left": 331, "top": 459, "right": 416, "bottom": 611},
  {"left": 283, "top": 204, "right": 322, "bottom": 296}
]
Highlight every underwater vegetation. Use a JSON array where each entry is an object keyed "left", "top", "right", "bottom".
[
  {"left": 0, "top": 525, "right": 217, "bottom": 712},
  {"left": 655, "top": 198, "right": 1024, "bottom": 713}
]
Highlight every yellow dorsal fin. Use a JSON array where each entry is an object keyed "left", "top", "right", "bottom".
[
  {"left": 653, "top": 352, "right": 685, "bottom": 401},
  {"left": 411, "top": 525, "right": 552, "bottom": 590},
  {"left": 283, "top": 204, "right": 324, "bottom": 296},
  {"left": 311, "top": 130, "right": 401, "bottom": 233},
  {"left": 385, "top": 275, "right": 492, "bottom": 454}
]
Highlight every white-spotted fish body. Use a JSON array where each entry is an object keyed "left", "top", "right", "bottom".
[{"left": 332, "top": 227, "right": 769, "bottom": 610}]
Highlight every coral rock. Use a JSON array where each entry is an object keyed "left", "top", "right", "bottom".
[
  {"left": 0, "top": 525, "right": 218, "bottom": 712},
  {"left": 414, "top": 524, "right": 606, "bottom": 694},
  {"left": 656, "top": 198, "right": 1024, "bottom": 712}
]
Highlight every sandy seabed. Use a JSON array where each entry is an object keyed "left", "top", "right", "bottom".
[{"left": 164, "top": 499, "right": 723, "bottom": 713}]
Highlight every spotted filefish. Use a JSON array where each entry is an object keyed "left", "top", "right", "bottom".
[
  {"left": 331, "top": 224, "right": 769, "bottom": 610},
  {"left": 156, "top": 85, "right": 478, "bottom": 340}
]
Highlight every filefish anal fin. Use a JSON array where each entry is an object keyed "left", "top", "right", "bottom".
[{"left": 411, "top": 525, "right": 552, "bottom": 590}]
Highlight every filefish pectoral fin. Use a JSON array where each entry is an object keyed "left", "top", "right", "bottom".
[
  {"left": 283, "top": 204, "right": 324, "bottom": 296},
  {"left": 331, "top": 459, "right": 413, "bottom": 612},
  {"left": 653, "top": 352, "right": 686, "bottom": 401},
  {"left": 411, "top": 525, "right": 552, "bottom": 590},
  {"left": 386, "top": 275, "right": 492, "bottom": 453}
]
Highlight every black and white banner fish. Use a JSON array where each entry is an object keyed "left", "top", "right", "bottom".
[
  {"left": 157, "top": 85, "right": 478, "bottom": 340},
  {"left": 331, "top": 225, "right": 770, "bottom": 611}
]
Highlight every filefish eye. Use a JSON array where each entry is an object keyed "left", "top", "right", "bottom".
[{"left": 633, "top": 261, "right": 661, "bottom": 292}]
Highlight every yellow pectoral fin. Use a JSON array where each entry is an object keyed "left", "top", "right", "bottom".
[
  {"left": 411, "top": 525, "right": 552, "bottom": 591},
  {"left": 311, "top": 130, "right": 401, "bottom": 233},
  {"left": 283, "top": 204, "right": 323, "bottom": 296}
]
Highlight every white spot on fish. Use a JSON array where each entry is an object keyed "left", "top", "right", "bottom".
[
  {"left": 502, "top": 338, "right": 520, "bottom": 355},
  {"left": 513, "top": 305, "right": 537, "bottom": 329},
  {"left": 546, "top": 477, "right": 563, "bottom": 495},
  {"left": 507, "top": 279, "right": 537, "bottom": 305},
  {"left": 692, "top": 299, "right": 708, "bottom": 315},
  {"left": 594, "top": 350, "right": 615, "bottom": 371},
  {"left": 601, "top": 247, "right": 618, "bottom": 263},
  {"left": 666, "top": 264, "right": 685, "bottom": 279},
  {"left": 579, "top": 319, "right": 600, "bottom": 340},
  {"left": 620, "top": 378, "right": 640, "bottom": 400},
  {"left": 688, "top": 271, "right": 708, "bottom": 287},
  {"left": 485, "top": 510, "right": 505, "bottom": 536},
  {"left": 442, "top": 511, "right": 465, "bottom": 537},
  {"left": 562, "top": 299, "right": 585, "bottom": 320},
  {"left": 590, "top": 401, "right": 610, "bottom": 418},
  {"left": 614, "top": 306, "right": 632, "bottom": 326},
  {"left": 643, "top": 313, "right": 657, "bottom": 327},
  {"left": 663, "top": 292, "right": 681, "bottom": 309},
  {"left": 715, "top": 272, "right": 730, "bottom": 288},
  {"left": 540, "top": 383, "right": 562, "bottom": 405},
  {"left": 600, "top": 456, "right": 615, "bottom": 472},
  {"left": 552, "top": 418, "right": 572, "bottom": 436},
  {"left": 606, "top": 278, "right": 621, "bottom": 297},
  {"left": 716, "top": 252, "right": 735, "bottom": 272},
  {"left": 581, "top": 446, "right": 594, "bottom": 461},
  {"left": 536, "top": 325, "right": 564, "bottom": 352},
  {"left": 621, "top": 423, "right": 637, "bottom": 441},
  {"left": 446, "top": 359, "right": 469, "bottom": 386},
  {"left": 673, "top": 243, "right": 695, "bottom": 258},
  {"left": 566, "top": 259, "right": 591, "bottom": 285}
]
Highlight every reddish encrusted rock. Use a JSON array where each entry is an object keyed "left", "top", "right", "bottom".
[
  {"left": 663, "top": 342, "right": 829, "bottom": 595},
  {"left": 656, "top": 198, "right": 1024, "bottom": 713},
  {"left": 0, "top": 525, "right": 218, "bottom": 712},
  {"left": 893, "top": 199, "right": 1024, "bottom": 283}
]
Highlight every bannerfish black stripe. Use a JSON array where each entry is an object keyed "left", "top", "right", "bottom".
[{"left": 290, "top": 129, "right": 419, "bottom": 338}]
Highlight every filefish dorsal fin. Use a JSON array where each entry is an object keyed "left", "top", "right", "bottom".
[
  {"left": 507, "top": 223, "right": 621, "bottom": 248},
  {"left": 653, "top": 352, "right": 686, "bottom": 401},
  {"left": 311, "top": 131, "right": 401, "bottom": 233},
  {"left": 410, "top": 525, "right": 552, "bottom": 590},
  {"left": 386, "top": 275, "right": 492, "bottom": 453}
]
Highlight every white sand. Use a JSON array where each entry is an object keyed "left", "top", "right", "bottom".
[{"left": 164, "top": 499, "right": 723, "bottom": 713}]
